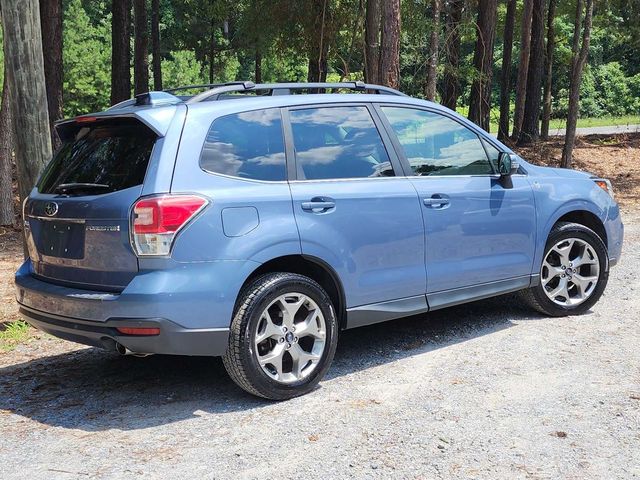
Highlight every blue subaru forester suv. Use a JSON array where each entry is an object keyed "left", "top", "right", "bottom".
[{"left": 15, "top": 82, "right": 623, "bottom": 399}]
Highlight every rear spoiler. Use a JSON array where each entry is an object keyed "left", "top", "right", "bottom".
[{"left": 54, "top": 101, "right": 185, "bottom": 140}]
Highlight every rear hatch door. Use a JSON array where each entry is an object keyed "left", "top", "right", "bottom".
[{"left": 24, "top": 117, "right": 158, "bottom": 291}]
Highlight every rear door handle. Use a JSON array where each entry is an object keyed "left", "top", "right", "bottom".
[
  {"left": 423, "top": 196, "right": 450, "bottom": 208},
  {"left": 301, "top": 197, "right": 336, "bottom": 213}
]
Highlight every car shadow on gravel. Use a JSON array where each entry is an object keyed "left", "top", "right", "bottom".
[{"left": 0, "top": 293, "right": 545, "bottom": 431}]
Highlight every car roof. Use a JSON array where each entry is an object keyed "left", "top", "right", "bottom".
[{"left": 57, "top": 84, "right": 514, "bottom": 155}]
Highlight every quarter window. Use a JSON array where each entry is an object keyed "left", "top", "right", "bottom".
[
  {"left": 482, "top": 137, "right": 501, "bottom": 171},
  {"left": 199, "top": 108, "right": 286, "bottom": 181},
  {"left": 381, "top": 107, "right": 494, "bottom": 176},
  {"left": 289, "top": 106, "right": 394, "bottom": 180}
]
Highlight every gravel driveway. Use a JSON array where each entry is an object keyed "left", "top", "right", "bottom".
[{"left": 1, "top": 213, "right": 638, "bottom": 480}]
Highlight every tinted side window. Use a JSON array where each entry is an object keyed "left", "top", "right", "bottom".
[
  {"left": 381, "top": 107, "right": 494, "bottom": 176},
  {"left": 289, "top": 106, "right": 393, "bottom": 180},
  {"left": 199, "top": 108, "right": 286, "bottom": 181}
]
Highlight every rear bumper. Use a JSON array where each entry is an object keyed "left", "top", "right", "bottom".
[
  {"left": 19, "top": 304, "right": 229, "bottom": 356},
  {"left": 14, "top": 258, "right": 260, "bottom": 355}
]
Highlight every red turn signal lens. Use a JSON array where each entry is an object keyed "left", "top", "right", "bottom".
[{"left": 116, "top": 327, "right": 161, "bottom": 336}]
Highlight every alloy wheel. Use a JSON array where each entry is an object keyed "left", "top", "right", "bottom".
[
  {"left": 541, "top": 237, "right": 600, "bottom": 307},
  {"left": 254, "top": 293, "right": 327, "bottom": 383}
]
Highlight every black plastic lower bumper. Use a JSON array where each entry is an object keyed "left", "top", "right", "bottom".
[{"left": 19, "top": 305, "right": 229, "bottom": 356}]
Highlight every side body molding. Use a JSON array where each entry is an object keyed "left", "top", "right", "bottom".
[{"left": 345, "top": 275, "right": 535, "bottom": 329}]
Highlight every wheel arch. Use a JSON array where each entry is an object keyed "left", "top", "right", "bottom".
[
  {"left": 542, "top": 201, "right": 607, "bottom": 247},
  {"left": 554, "top": 210, "right": 608, "bottom": 247},
  {"left": 239, "top": 254, "right": 347, "bottom": 329},
  {"left": 533, "top": 202, "right": 608, "bottom": 275}
]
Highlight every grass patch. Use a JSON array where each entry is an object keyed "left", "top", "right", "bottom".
[
  {"left": 547, "top": 115, "right": 640, "bottom": 131},
  {"left": 0, "top": 320, "right": 33, "bottom": 352},
  {"left": 453, "top": 106, "right": 640, "bottom": 134}
]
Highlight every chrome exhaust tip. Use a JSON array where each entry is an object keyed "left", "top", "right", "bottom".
[
  {"left": 101, "top": 337, "right": 153, "bottom": 357},
  {"left": 115, "top": 342, "right": 153, "bottom": 357}
]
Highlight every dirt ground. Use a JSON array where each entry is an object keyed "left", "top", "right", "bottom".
[
  {"left": 0, "top": 135, "right": 638, "bottom": 479},
  {"left": 0, "top": 229, "right": 23, "bottom": 326},
  {"left": 516, "top": 133, "right": 640, "bottom": 207}
]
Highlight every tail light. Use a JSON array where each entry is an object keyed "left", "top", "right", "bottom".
[{"left": 131, "top": 194, "right": 208, "bottom": 256}]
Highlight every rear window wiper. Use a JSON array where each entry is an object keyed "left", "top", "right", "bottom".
[{"left": 53, "top": 183, "right": 112, "bottom": 195}]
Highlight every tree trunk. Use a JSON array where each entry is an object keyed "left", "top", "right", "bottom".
[
  {"left": 512, "top": 0, "right": 534, "bottom": 139},
  {"left": 133, "top": 0, "right": 149, "bottom": 95},
  {"left": 307, "top": 0, "right": 331, "bottom": 84},
  {"left": 425, "top": 0, "right": 441, "bottom": 100},
  {"left": 364, "top": 0, "right": 381, "bottom": 84},
  {"left": 39, "top": 0, "right": 63, "bottom": 148},
  {"left": 497, "top": 0, "right": 516, "bottom": 141},
  {"left": 518, "top": 0, "right": 545, "bottom": 144},
  {"left": 468, "top": 0, "right": 497, "bottom": 131},
  {"left": 255, "top": 50, "right": 262, "bottom": 83},
  {"left": 379, "top": 0, "right": 401, "bottom": 89},
  {"left": 541, "top": 0, "right": 557, "bottom": 139},
  {"left": 0, "top": 0, "right": 52, "bottom": 207},
  {"left": 151, "top": 0, "right": 162, "bottom": 90},
  {"left": 209, "top": 19, "right": 216, "bottom": 83},
  {"left": 111, "top": 0, "right": 131, "bottom": 104},
  {"left": 561, "top": 0, "right": 593, "bottom": 168},
  {"left": 441, "top": 0, "right": 464, "bottom": 110},
  {"left": 0, "top": 67, "right": 14, "bottom": 226}
]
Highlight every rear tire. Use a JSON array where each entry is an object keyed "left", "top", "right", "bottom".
[
  {"left": 521, "top": 222, "right": 609, "bottom": 316},
  {"left": 222, "top": 272, "right": 338, "bottom": 400}
]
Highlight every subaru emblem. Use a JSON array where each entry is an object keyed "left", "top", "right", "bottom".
[{"left": 44, "top": 202, "right": 59, "bottom": 217}]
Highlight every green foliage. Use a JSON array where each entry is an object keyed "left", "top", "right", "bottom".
[
  {"left": 591, "top": 62, "right": 635, "bottom": 116},
  {"left": 4, "top": 0, "right": 635, "bottom": 121},
  {"left": 628, "top": 74, "right": 640, "bottom": 113},
  {"left": 62, "top": 0, "right": 112, "bottom": 116},
  {"left": 262, "top": 52, "right": 308, "bottom": 83},
  {"left": 554, "top": 62, "right": 640, "bottom": 118},
  {"left": 161, "top": 50, "right": 206, "bottom": 88}
]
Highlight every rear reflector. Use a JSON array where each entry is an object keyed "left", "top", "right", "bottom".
[
  {"left": 132, "top": 194, "right": 208, "bottom": 256},
  {"left": 116, "top": 327, "right": 161, "bottom": 336}
]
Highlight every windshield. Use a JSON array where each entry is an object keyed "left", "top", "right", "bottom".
[{"left": 38, "top": 119, "right": 157, "bottom": 195}]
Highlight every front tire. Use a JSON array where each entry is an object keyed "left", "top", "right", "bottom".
[
  {"left": 223, "top": 273, "right": 338, "bottom": 400},
  {"left": 521, "top": 222, "right": 609, "bottom": 316}
]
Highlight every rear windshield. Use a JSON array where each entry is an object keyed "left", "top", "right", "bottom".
[{"left": 38, "top": 119, "right": 157, "bottom": 195}]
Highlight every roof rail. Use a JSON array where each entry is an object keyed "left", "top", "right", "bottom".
[
  {"left": 163, "top": 82, "right": 252, "bottom": 94},
  {"left": 185, "top": 81, "right": 406, "bottom": 103}
]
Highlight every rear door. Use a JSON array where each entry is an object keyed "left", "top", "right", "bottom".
[
  {"left": 377, "top": 105, "right": 536, "bottom": 297},
  {"left": 285, "top": 104, "right": 426, "bottom": 313},
  {"left": 24, "top": 117, "right": 160, "bottom": 291}
]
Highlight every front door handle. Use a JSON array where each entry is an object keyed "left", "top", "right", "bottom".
[
  {"left": 423, "top": 195, "right": 450, "bottom": 208},
  {"left": 301, "top": 197, "right": 336, "bottom": 213}
]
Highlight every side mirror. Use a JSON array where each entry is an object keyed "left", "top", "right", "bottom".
[{"left": 497, "top": 152, "right": 519, "bottom": 176}]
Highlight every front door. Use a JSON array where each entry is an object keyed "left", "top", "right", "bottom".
[
  {"left": 378, "top": 105, "right": 536, "bottom": 296},
  {"left": 285, "top": 104, "right": 426, "bottom": 311}
]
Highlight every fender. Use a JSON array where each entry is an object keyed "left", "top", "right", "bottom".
[{"left": 533, "top": 198, "right": 607, "bottom": 273}]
